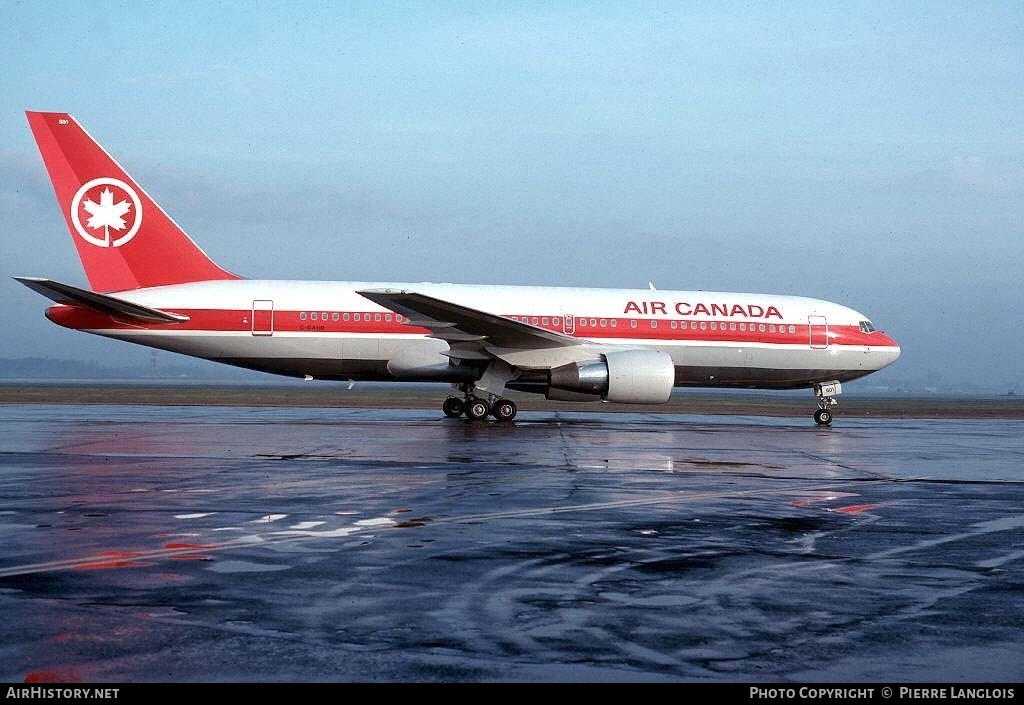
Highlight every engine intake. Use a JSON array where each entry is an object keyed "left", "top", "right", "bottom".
[{"left": 549, "top": 349, "right": 675, "bottom": 404}]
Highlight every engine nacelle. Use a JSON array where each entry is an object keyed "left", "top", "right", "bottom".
[{"left": 549, "top": 349, "right": 675, "bottom": 404}]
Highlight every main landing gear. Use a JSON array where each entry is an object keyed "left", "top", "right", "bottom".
[
  {"left": 812, "top": 380, "right": 842, "bottom": 426},
  {"left": 443, "top": 362, "right": 519, "bottom": 422},
  {"left": 441, "top": 391, "right": 518, "bottom": 422}
]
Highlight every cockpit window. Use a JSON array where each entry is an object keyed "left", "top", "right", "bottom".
[{"left": 859, "top": 320, "right": 876, "bottom": 334}]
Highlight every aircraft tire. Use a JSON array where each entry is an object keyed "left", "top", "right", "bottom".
[
  {"left": 465, "top": 397, "right": 490, "bottom": 420},
  {"left": 442, "top": 397, "right": 464, "bottom": 418},
  {"left": 491, "top": 398, "right": 517, "bottom": 422}
]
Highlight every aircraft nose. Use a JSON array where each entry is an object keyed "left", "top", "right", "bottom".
[{"left": 874, "top": 332, "right": 901, "bottom": 368}]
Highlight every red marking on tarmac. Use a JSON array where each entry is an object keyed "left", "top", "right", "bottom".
[
  {"left": 835, "top": 502, "right": 891, "bottom": 515},
  {"left": 73, "top": 560, "right": 153, "bottom": 570},
  {"left": 24, "top": 668, "right": 80, "bottom": 683},
  {"left": 73, "top": 550, "right": 153, "bottom": 570}
]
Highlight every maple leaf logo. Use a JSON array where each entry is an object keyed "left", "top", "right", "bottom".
[
  {"left": 82, "top": 187, "right": 132, "bottom": 245},
  {"left": 70, "top": 177, "right": 144, "bottom": 248}
]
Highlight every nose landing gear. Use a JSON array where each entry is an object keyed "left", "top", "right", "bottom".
[{"left": 812, "top": 380, "right": 841, "bottom": 426}]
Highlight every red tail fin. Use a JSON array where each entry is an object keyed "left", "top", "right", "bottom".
[{"left": 26, "top": 111, "right": 240, "bottom": 292}]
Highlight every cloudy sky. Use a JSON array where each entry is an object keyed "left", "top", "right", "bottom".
[{"left": 2, "top": 2, "right": 1021, "bottom": 389}]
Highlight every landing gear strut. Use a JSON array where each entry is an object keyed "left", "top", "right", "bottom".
[
  {"left": 441, "top": 387, "right": 517, "bottom": 422},
  {"left": 812, "top": 380, "right": 841, "bottom": 426}
]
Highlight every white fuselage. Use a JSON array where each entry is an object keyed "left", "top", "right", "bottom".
[{"left": 47, "top": 279, "right": 901, "bottom": 390}]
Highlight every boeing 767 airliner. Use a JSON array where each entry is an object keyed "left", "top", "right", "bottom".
[{"left": 17, "top": 112, "right": 900, "bottom": 424}]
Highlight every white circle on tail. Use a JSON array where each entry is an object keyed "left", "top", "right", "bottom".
[{"left": 70, "top": 177, "right": 143, "bottom": 248}]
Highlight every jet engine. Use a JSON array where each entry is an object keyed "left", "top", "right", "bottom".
[{"left": 548, "top": 349, "right": 675, "bottom": 404}]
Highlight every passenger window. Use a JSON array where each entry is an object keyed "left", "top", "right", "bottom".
[
  {"left": 354, "top": 313, "right": 361, "bottom": 322},
  {"left": 651, "top": 320, "right": 658, "bottom": 328},
  {"left": 310, "top": 312, "right": 318, "bottom": 321},
  {"left": 758, "top": 323, "right": 766, "bottom": 332},
  {"left": 630, "top": 319, "right": 638, "bottom": 328},
  {"left": 789, "top": 325, "right": 796, "bottom": 334},
  {"left": 600, "top": 319, "right": 607, "bottom": 327},
  {"left": 300, "top": 312, "right": 307, "bottom": 321},
  {"left": 343, "top": 313, "right": 350, "bottom": 321},
  {"left": 542, "top": 317, "right": 549, "bottom": 326},
  {"left": 322, "top": 312, "right": 328, "bottom": 320},
  {"left": 671, "top": 321, "right": 677, "bottom": 329},
  {"left": 740, "top": 323, "right": 746, "bottom": 331},
  {"left": 769, "top": 324, "right": 776, "bottom": 333},
  {"left": 690, "top": 321, "right": 697, "bottom": 330},
  {"left": 590, "top": 318, "right": 597, "bottom": 327},
  {"left": 730, "top": 322, "right": 736, "bottom": 331},
  {"left": 532, "top": 317, "right": 539, "bottom": 325},
  {"left": 700, "top": 322, "right": 707, "bottom": 330},
  {"left": 385, "top": 314, "right": 392, "bottom": 322},
  {"left": 610, "top": 319, "right": 617, "bottom": 327},
  {"left": 710, "top": 322, "right": 717, "bottom": 331},
  {"left": 375, "top": 313, "right": 381, "bottom": 322}
]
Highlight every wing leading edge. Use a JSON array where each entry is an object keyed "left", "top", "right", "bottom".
[{"left": 356, "top": 289, "right": 577, "bottom": 350}]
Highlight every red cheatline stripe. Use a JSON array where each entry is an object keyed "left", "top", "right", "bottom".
[{"left": 47, "top": 306, "right": 893, "bottom": 347}]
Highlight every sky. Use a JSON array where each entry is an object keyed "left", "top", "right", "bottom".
[{"left": 1, "top": 1, "right": 1022, "bottom": 390}]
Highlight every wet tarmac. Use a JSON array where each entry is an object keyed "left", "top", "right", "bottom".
[{"left": 0, "top": 404, "right": 1022, "bottom": 682}]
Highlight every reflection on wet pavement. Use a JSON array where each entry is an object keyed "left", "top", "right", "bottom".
[{"left": 0, "top": 405, "right": 1022, "bottom": 681}]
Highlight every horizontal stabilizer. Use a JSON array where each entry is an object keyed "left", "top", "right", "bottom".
[{"left": 14, "top": 277, "right": 189, "bottom": 324}]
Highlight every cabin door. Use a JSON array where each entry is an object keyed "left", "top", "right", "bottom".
[
  {"left": 252, "top": 300, "right": 274, "bottom": 336},
  {"left": 808, "top": 315, "right": 827, "bottom": 349}
]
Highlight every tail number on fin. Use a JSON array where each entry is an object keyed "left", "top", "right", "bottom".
[{"left": 70, "top": 177, "right": 143, "bottom": 248}]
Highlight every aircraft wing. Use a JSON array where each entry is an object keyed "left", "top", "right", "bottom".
[
  {"left": 14, "top": 277, "right": 189, "bottom": 324},
  {"left": 356, "top": 289, "right": 577, "bottom": 350}
]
